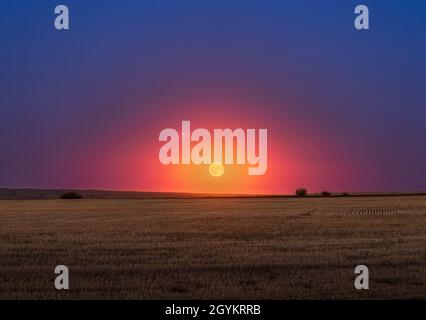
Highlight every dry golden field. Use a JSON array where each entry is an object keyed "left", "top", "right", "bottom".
[{"left": 0, "top": 196, "right": 425, "bottom": 299}]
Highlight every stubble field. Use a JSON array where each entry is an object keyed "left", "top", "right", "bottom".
[{"left": 0, "top": 196, "right": 425, "bottom": 299}]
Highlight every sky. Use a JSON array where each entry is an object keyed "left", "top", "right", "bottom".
[{"left": 0, "top": 0, "right": 425, "bottom": 194}]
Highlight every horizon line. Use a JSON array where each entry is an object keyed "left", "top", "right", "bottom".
[{"left": 1, "top": 186, "right": 426, "bottom": 199}]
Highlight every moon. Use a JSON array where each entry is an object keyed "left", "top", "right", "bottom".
[{"left": 209, "top": 163, "right": 224, "bottom": 177}]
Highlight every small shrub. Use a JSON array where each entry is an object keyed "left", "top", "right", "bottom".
[
  {"left": 342, "top": 192, "right": 350, "bottom": 197},
  {"left": 321, "top": 191, "right": 331, "bottom": 197},
  {"left": 296, "top": 188, "right": 308, "bottom": 197},
  {"left": 60, "top": 191, "right": 82, "bottom": 199}
]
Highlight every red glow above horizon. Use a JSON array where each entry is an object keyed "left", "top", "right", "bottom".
[{"left": 50, "top": 96, "right": 373, "bottom": 195}]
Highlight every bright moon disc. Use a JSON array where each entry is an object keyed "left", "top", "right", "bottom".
[{"left": 209, "top": 163, "right": 224, "bottom": 177}]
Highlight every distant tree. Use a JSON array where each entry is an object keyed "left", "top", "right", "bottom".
[
  {"left": 321, "top": 191, "right": 331, "bottom": 197},
  {"left": 342, "top": 192, "right": 350, "bottom": 197},
  {"left": 60, "top": 191, "right": 82, "bottom": 199},
  {"left": 296, "top": 188, "right": 308, "bottom": 197}
]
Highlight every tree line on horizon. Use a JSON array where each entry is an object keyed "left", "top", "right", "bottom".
[{"left": 295, "top": 188, "right": 350, "bottom": 197}]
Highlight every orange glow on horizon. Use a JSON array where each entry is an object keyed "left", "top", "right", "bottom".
[{"left": 69, "top": 96, "right": 373, "bottom": 195}]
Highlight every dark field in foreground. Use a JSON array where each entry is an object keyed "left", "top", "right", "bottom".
[{"left": 0, "top": 196, "right": 425, "bottom": 299}]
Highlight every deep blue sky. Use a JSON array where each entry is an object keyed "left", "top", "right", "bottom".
[{"left": 0, "top": 1, "right": 425, "bottom": 193}]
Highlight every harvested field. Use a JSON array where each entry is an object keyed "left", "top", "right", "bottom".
[{"left": 0, "top": 196, "right": 425, "bottom": 299}]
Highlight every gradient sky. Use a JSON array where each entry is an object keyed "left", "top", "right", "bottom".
[{"left": 1, "top": 0, "right": 425, "bottom": 194}]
